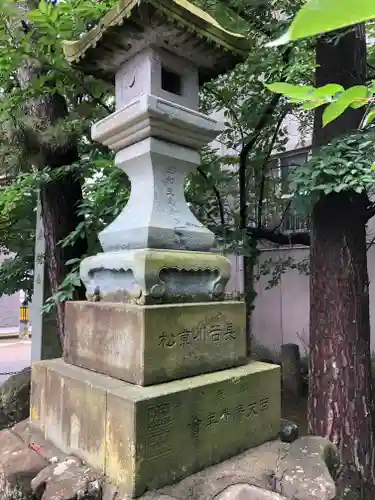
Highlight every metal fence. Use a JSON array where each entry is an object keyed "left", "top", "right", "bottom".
[{"left": 281, "top": 214, "right": 311, "bottom": 233}]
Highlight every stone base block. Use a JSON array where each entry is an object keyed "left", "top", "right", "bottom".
[
  {"left": 30, "top": 360, "right": 124, "bottom": 473},
  {"left": 30, "top": 358, "right": 280, "bottom": 497},
  {"left": 64, "top": 301, "right": 247, "bottom": 385}
]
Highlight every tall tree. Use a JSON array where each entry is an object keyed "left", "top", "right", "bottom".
[
  {"left": 0, "top": 0, "right": 118, "bottom": 344},
  {"left": 201, "top": 4, "right": 375, "bottom": 494},
  {"left": 196, "top": 0, "right": 313, "bottom": 351},
  {"left": 308, "top": 25, "right": 375, "bottom": 497},
  {"left": 13, "top": 0, "right": 88, "bottom": 345}
]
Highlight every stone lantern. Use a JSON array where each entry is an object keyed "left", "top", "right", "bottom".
[{"left": 30, "top": 1, "right": 280, "bottom": 497}]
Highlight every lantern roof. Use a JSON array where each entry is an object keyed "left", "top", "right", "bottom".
[{"left": 63, "top": 0, "right": 250, "bottom": 83}]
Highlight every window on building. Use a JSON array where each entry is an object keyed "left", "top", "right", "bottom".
[
  {"left": 268, "top": 149, "right": 311, "bottom": 233},
  {"left": 280, "top": 150, "right": 310, "bottom": 233},
  {"left": 279, "top": 150, "right": 309, "bottom": 189}
]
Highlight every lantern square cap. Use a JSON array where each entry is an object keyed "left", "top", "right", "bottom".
[{"left": 63, "top": 0, "right": 250, "bottom": 83}]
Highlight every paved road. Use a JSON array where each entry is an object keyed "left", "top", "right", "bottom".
[{"left": 0, "top": 339, "right": 31, "bottom": 384}]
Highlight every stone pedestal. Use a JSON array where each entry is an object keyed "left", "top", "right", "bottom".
[
  {"left": 31, "top": 358, "right": 280, "bottom": 497},
  {"left": 64, "top": 301, "right": 247, "bottom": 385}
]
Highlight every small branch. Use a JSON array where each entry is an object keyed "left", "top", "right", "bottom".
[
  {"left": 366, "top": 235, "right": 375, "bottom": 251},
  {"left": 365, "top": 203, "right": 375, "bottom": 221},
  {"left": 247, "top": 226, "right": 310, "bottom": 246},
  {"left": 275, "top": 199, "right": 293, "bottom": 231},
  {"left": 239, "top": 46, "right": 292, "bottom": 177},
  {"left": 207, "top": 87, "right": 245, "bottom": 145},
  {"left": 197, "top": 167, "right": 225, "bottom": 226},
  {"left": 257, "top": 112, "right": 287, "bottom": 228},
  {"left": 77, "top": 80, "right": 113, "bottom": 114}
]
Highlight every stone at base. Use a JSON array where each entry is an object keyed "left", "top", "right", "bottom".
[
  {"left": 0, "top": 420, "right": 338, "bottom": 500},
  {"left": 64, "top": 301, "right": 247, "bottom": 385},
  {"left": 30, "top": 359, "right": 280, "bottom": 497},
  {"left": 0, "top": 367, "right": 31, "bottom": 430}
]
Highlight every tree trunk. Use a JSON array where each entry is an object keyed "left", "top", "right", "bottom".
[
  {"left": 308, "top": 24, "right": 375, "bottom": 496},
  {"left": 313, "top": 26, "right": 367, "bottom": 146},
  {"left": 15, "top": 16, "right": 88, "bottom": 343},
  {"left": 309, "top": 192, "right": 375, "bottom": 495},
  {"left": 39, "top": 144, "right": 88, "bottom": 344}
]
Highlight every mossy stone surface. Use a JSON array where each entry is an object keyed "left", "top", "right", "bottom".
[
  {"left": 30, "top": 359, "right": 280, "bottom": 497},
  {"left": 64, "top": 301, "right": 247, "bottom": 385},
  {"left": 107, "top": 361, "right": 281, "bottom": 496}
]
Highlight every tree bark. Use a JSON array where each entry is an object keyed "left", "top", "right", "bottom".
[
  {"left": 313, "top": 26, "right": 367, "bottom": 147},
  {"left": 308, "top": 24, "right": 375, "bottom": 496},
  {"left": 309, "top": 192, "right": 375, "bottom": 495},
  {"left": 15, "top": 14, "right": 88, "bottom": 343},
  {"left": 39, "top": 143, "right": 88, "bottom": 345}
]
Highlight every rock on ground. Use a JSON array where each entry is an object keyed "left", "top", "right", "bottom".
[
  {"left": 0, "top": 368, "right": 31, "bottom": 431},
  {"left": 0, "top": 420, "right": 338, "bottom": 500}
]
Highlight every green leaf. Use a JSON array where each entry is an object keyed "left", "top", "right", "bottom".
[
  {"left": 363, "top": 109, "right": 375, "bottom": 128},
  {"left": 340, "top": 85, "right": 369, "bottom": 102},
  {"left": 322, "top": 86, "right": 368, "bottom": 126},
  {"left": 265, "top": 83, "right": 314, "bottom": 99},
  {"left": 268, "top": 0, "right": 375, "bottom": 46},
  {"left": 322, "top": 100, "right": 351, "bottom": 126},
  {"left": 310, "top": 84, "right": 344, "bottom": 99},
  {"left": 39, "top": 0, "right": 48, "bottom": 14},
  {"left": 351, "top": 100, "right": 367, "bottom": 109},
  {"left": 302, "top": 100, "right": 325, "bottom": 110}
]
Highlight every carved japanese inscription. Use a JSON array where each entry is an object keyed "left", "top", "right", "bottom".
[
  {"left": 188, "top": 396, "right": 270, "bottom": 439},
  {"left": 158, "top": 313, "right": 237, "bottom": 350},
  {"left": 146, "top": 403, "right": 173, "bottom": 460}
]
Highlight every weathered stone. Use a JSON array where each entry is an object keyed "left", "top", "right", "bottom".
[
  {"left": 30, "top": 359, "right": 124, "bottom": 474},
  {"left": 80, "top": 248, "right": 231, "bottom": 306},
  {"left": 157, "top": 440, "right": 286, "bottom": 500},
  {"left": 0, "top": 367, "right": 31, "bottom": 430},
  {"left": 251, "top": 344, "right": 279, "bottom": 365},
  {"left": 280, "top": 344, "right": 302, "bottom": 397},
  {"left": 63, "top": 1, "right": 249, "bottom": 84},
  {"left": 279, "top": 419, "right": 299, "bottom": 444},
  {"left": 64, "top": 301, "right": 246, "bottom": 386},
  {"left": 149, "top": 438, "right": 336, "bottom": 500},
  {"left": 31, "top": 457, "right": 102, "bottom": 500},
  {"left": 0, "top": 429, "right": 339, "bottom": 500},
  {"left": 12, "top": 420, "right": 67, "bottom": 465},
  {"left": 87, "top": 126, "right": 221, "bottom": 254},
  {"left": 102, "top": 482, "right": 119, "bottom": 500},
  {"left": 0, "top": 429, "right": 48, "bottom": 497},
  {"left": 27, "top": 7, "right": 283, "bottom": 500},
  {"left": 106, "top": 361, "right": 280, "bottom": 496},
  {"left": 115, "top": 48, "right": 199, "bottom": 111},
  {"left": 29, "top": 359, "right": 280, "bottom": 497},
  {"left": 77, "top": 57, "right": 228, "bottom": 296},
  {"left": 215, "top": 484, "right": 287, "bottom": 500},
  {"left": 275, "top": 436, "right": 338, "bottom": 500},
  {"left": 30, "top": 362, "right": 46, "bottom": 433}
]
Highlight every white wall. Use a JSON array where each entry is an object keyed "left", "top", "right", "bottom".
[{"left": 226, "top": 233, "right": 375, "bottom": 356}]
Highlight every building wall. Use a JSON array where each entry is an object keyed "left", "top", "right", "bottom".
[
  {"left": 251, "top": 247, "right": 310, "bottom": 355},
  {"left": 0, "top": 292, "right": 20, "bottom": 332},
  {"left": 225, "top": 211, "right": 375, "bottom": 356},
  {"left": 214, "top": 110, "right": 375, "bottom": 356},
  {"left": 0, "top": 253, "right": 20, "bottom": 334}
]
